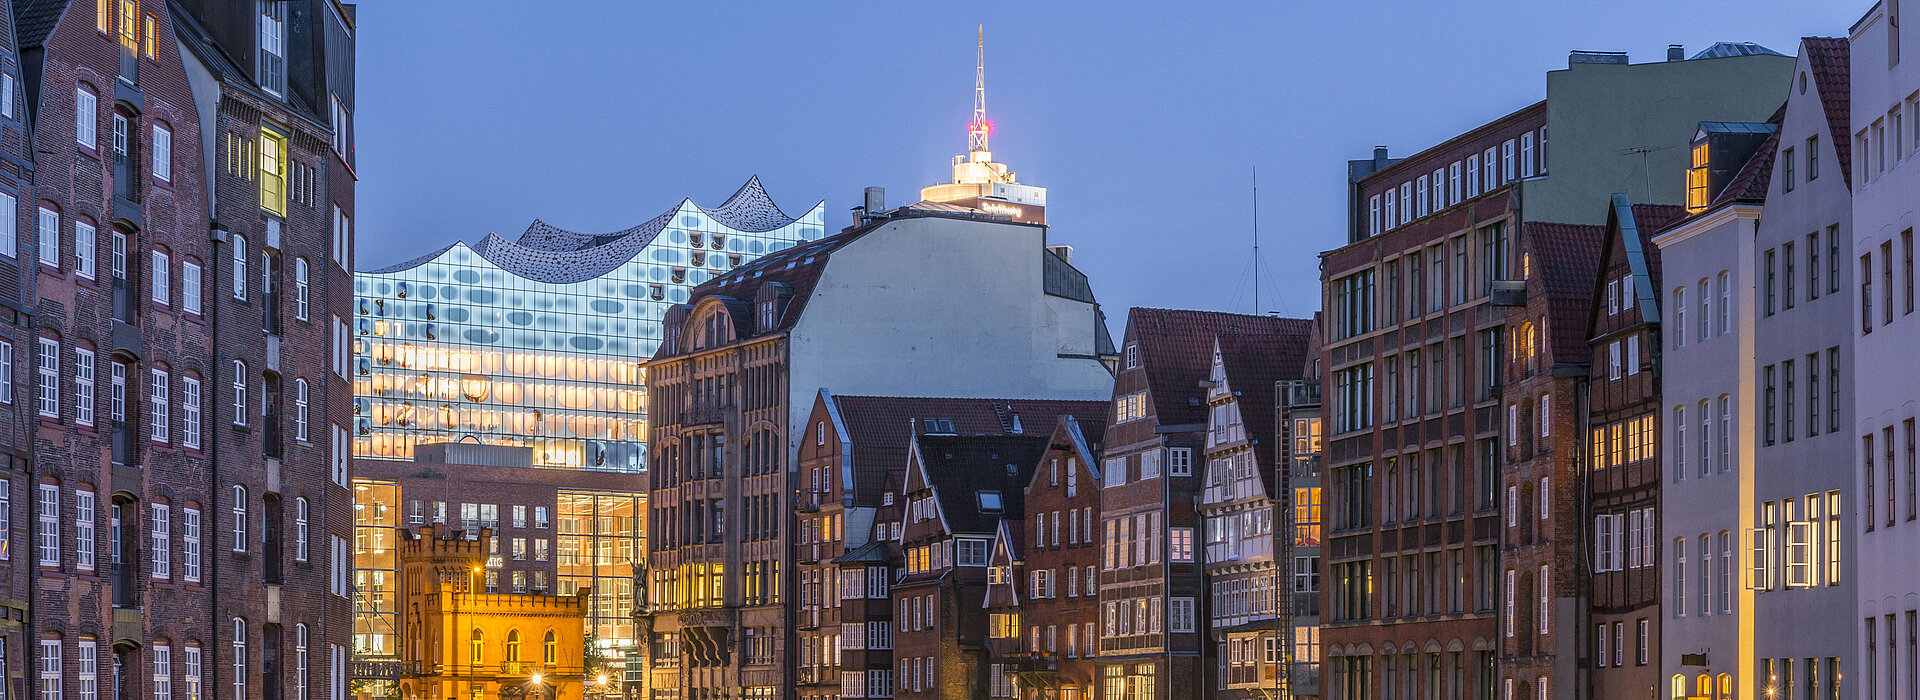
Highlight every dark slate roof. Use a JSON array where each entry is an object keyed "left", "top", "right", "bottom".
[
  {"left": 14, "top": 0, "right": 64, "bottom": 50},
  {"left": 1596, "top": 200, "right": 1687, "bottom": 330},
  {"left": 1215, "top": 329, "right": 1314, "bottom": 494},
  {"left": 827, "top": 393, "right": 1108, "bottom": 505},
  {"left": 1026, "top": 413, "right": 1109, "bottom": 493},
  {"left": 1710, "top": 127, "right": 1779, "bottom": 208},
  {"left": 1127, "top": 309, "right": 1315, "bottom": 427},
  {"left": 913, "top": 434, "right": 1049, "bottom": 537},
  {"left": 832, "top": 540, "right": 894, "bottom": 564},
  {"left": 1803, "top": 37, "right": 1852, "bottom": 187},
  {"left": 368, "top": 177, "right": 811, "bottom": 283},
  {"left": 1522, "top": 221, "right": 1607, "bottom": 363}
]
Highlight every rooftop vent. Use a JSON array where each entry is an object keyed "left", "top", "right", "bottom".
[
  {"left": 1668, "top": 44, "right": 1685, "bottom": 62},
  {"left": 1569, "top": 50, "right": 1629, "bottom": 67}
]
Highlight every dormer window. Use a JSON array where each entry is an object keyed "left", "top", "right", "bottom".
[
  {"left": 1685, "top": 140, "right": 1710, "bottom": 213},
  {"left": 258, "top": 1, "right": 286, "bottom": 97},
  {"left": 922, "top": 418, "right": 954, "bottom": 434}
]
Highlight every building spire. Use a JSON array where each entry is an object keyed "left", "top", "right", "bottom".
[{"left": 969, "top": 25, "right": 989, "bottom": 154}]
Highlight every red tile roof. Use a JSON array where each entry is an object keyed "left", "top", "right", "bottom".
[
  {"left": 1214, "top": 330, "right": 1316, "bottom": 491},
  {"left": 1803, "top": 37, "right": 1852, "bottom": 188},
  {"left": 1125, "top": 309, "right": 1315, "bottom": 427},
  {"left": 1522, "top": 221, "right": 1607, "bottom": 363}
]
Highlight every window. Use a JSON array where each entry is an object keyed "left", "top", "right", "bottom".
[
  {"left": 74, "top": 221, "right": 94, "bottom": 279},
  {"left": 77, "top": 639, "right": 96, "bottom": 700},
  {"left": 183, "top": 508, "right": 200, "bottom": 582},
  {"left": 72, "top": 348, "right": 95, "bottom": 427},
  {"left": 153, "top": 125, "right": 171, "bottom": 180},
  {"left": 1169, "top": 448, "right": 1192, "bottom": 476},
  {"left": 232, "top": 362, "right": 247, "bottom": 426},
  {"left": 1521, "top": 132, "right": 1536, "bottom": 176},
  {"left": 37, "top": 207, "right": 57, "bottom": 267},
  {"left": 332, "top": 535, "right": 349, "bottom": 596},
  {"left": 293, "top": 497, "right": 308, "bottom": 562},
  {"left": 181, "top": 376, "right": 201, "bottom": 449},
  {"left": 151, "top": 503, "right": 170, "bottom": 578},
  {"left": 39, "top": 639, "right": 60, "bottom": 700},
  {"left": 294, "top": 258, "right": 309, "bottom": 320},
  {"left": 1785, "top": 146, "right": 1797, "bottom": 191},
  {"left": 74, "top": 489, "right": 93, "bottom": 571},
  {"left": 259, "top": 128, "right": 288, "bottom": 216},
  {"left": 294, "top": 378, "right": 308, "bottom": 442},
  {"left": 232, "top": 234, "right": 247, "bottom": 300},
  {"left": 37, "top": 338, "right": 58, "bottom": 417},
  {"left": 233, "top": 619, "right": 248, "bottom": 700},
  {"left": 151, "top": 250, "right": 169, "bottom": 304},
  {"left": 1502, "top": 139, "right": 1517, "bottom": 182},
  {"left": 76, "top": 87, "right": 96, "bottom": 147},
  {"left": 153, "top": 644, "right": 171, "bottom": 700},
  {"left": 150, "top": 369, "right": 169, "bottom": 443},
  {"left": 232, "top": 485, "right": 248, "bottom": 552},
  {"left": 332, "top": 205, "right": 350, "bottom": 268},
  {"left": 1170, "top": 598, "right": 1196, "bottom": 632}
]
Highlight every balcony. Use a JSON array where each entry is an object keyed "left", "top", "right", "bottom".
[
  {"left": 348, "top": 659, "right": 423, "bottom": 680},
  {"left": 1004, "top": 652, "right": 1060, "bottom": 690}
]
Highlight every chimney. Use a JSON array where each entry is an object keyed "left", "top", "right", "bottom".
[
  {"left": 1668, "top": 44, "right": 1685, "bottom": 62},
  {"left": 1374, "top": 146, "right": 1390, "bottom": 168},
  {"left": 1047, "top": 244, "right": 1074, "bottom": 264},
  {"left": 864, "top": 186, "right": 886, "bottom": 214}
]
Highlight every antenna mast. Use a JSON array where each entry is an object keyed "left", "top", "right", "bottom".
[
  {"left": 969, "top": 25, "right": 989, "bottom": 153},
  {"left": 1253, "top": 166, "right": 1261, "bottom": 315}
]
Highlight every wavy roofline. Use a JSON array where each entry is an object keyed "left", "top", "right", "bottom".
[{"left": 361, "top": 177, "right": 826, "bottom": 282}]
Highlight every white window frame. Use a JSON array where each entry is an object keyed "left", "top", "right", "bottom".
[
  {"left": 232, "top": 485, "right": 248, "bottom": 553},
  {"left": 182, "top": 377, "right": 201, "bottom": 449},
  {"left": 294, "top": 257, "right": 309, "bottom": 320},
  {"left": 183, "top": 507, "right": 201, "bottom": 582},
  {"left": 294, "top": 497, "right": 308, "bottom": 563},
  {"left": 36, "top": 337, "right": 57, "bottom": 418},
  {"left": 232, "top": 361, "right": 247, "bottom": 427},
  {"left": 294, "top": 378, "right": 308, "bottom": 442},
  {"left": 75, "top": 87, "right": 96, "bottom": 148},
  {"left": 151, "top": 250, "right": 169, "bottom": 304},
  {"left": 74, "top": 220, "right": 94, "bottom": 279},
  {"left": 74, "top": 489, "right": 93, "bottom": 570},
  {"left": 37, "top": 207, "right": 57, "bottom": 267},
  {"left": 74, "top": 348, "right": 94, "bottom": 427},
  {"left": 150, "top": 368, "right": 169, "bottom": 443},
  {"left": 232, "top": 234, "right": 247, "bottom": 300},
  {"left": 151, "top": 502, "right": 170, "bottom": 579},
  {"left": 152, "top": 124, "right": 171, "bottom": 180}
]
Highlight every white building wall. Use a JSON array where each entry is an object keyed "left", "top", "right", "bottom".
[
  {"left": 1853, "top": 5, "right": 1920, "bottom": 699},
  {"left": 786, "top": 215, "right": 1115, "bottom": 450},
  {"left": 1751, "top": 43, "right": 1857, "bottom": 698},
  {"left": 1654, "top": 206, "right": 1758, "bottom": 696}
]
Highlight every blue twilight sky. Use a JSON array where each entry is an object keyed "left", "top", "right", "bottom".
[{"left": 354, "top": 0, "right": 1850, "bottom": 325}]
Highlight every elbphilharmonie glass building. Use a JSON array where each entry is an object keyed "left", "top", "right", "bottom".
[{"left": 351, "top": 177, "right": 825, "bottom": 470}]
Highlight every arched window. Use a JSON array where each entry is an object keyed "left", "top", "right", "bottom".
[
  {"left": 232, "top": 485, "right": 248, "bottom": 553},
  {"left": 469, "top": 630, "right": 483, "bottom": 665},
  {"left": 294, "top": 623, "right": 308, "bottom": 700},
  {"left": 543, "top": 631, "right": 557, "bottom": 665},
  {"left": 505, "top": 630, "right": 521, "bottom": 662},
  {"left": 293, "top": 497, "right": 308, "bottom": 562},
  {"left": 293, "top": 258, "right": 309, "bottom": 321},
  {"left": 232, "top": 618, "right": 248, "bottom": 700},
  {"left": 294, "top": 378, "right": 308, "bottom": 442},
  {"left": 232, "top": 361, "right": 248, "bottom": 427}
]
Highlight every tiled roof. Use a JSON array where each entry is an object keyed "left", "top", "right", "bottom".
[
  {"left": 656, "top": 229, "right": 854, "bottom": 358},
  {"left": 1522, "top": 221, "right": 1607, "bottom": 363},
  {"left": 1126, "top": 309, "right": 1315, "bottom": 427},
  {"left": 912, "top": 434, "right": 1050, "bottom": 536},
  {"left": 1803, "top": 37, "right": 1852, "bottom": 188},
  {"left": 1214, "top": 329, "right": 1314, "bottom": 494},
  {"left": 14, "top": 0, "right": 64, "bottom": 50},
  {"left": 827, "top": 393, "right": 1108, "bottom": 505}
]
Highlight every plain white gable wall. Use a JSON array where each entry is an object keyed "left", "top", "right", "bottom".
[{"left": 786, "top": 215, "right": 1115, "bottom": 451}]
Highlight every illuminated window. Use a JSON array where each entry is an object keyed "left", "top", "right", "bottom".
[
  {"left": 259, "top": 129, "right": 287, "bottom": 216},
  {"left": 1685, "top": 141, "right": 1710, "bottom": 213}
]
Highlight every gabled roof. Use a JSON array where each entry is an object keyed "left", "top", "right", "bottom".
[
  {"left": 1802, "top": 37, "right": 1852, "bottom": 187},
  {"left": 909, "top": 434, "right": 1049, "bottom": 537},
  {"left": 1026, "top": 413, "right": 1108, "bottom": 493},
  {"left": 1213, "top": 329, "right": 1314, "bottom": 493},
  {"left": 1126, "top": 309, "right": 1315, "bottom": 427},
  {"left": 1521, "top": 221, "right": 1607, "bottom": 363},
  {"left": 14, "top": 0, "right": 65, "bottom": 50},
  {"left": 1592, "top": 198, "right": 1686, "bottom": 334},
  {"left": 832, "top": 540, "right": 894, "bottom": 565},
  {"left": 824, "top": 393, "right": 1108, "bottom": 504}
]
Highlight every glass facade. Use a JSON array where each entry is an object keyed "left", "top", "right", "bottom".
[
  {"left": 351, "top": 179, "right": 824, "bottom": 471},
  {"left": 352, "top": 480, "right": 401, "bottom": 659},
  {"left": 556, "top": 490, "right": 645, "bottom": 655}
]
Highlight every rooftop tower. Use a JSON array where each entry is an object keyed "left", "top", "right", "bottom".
[{"left": 920, "top": 26, "right": 1048, "bottom": 223}]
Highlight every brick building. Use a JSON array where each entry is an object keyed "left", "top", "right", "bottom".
[
  {"left": 1582, "top": 198, "right": 1685, "bottom": 699},
  {"left": 643, "top": 204, "right": 1113, "bottom": 700},
  {"left": 1493, "top": 219, "right": 1604, "bottom": 700},
  {"left": 394, "top": 525, "right": 592, "bottom": 700},
  {"left": 1098, "top": 309, "right": 1306, "bottom": 699},
  {"left": 0, "top": 0, "right": 40, "bottom": 696},
  {"left": 793, "top": 392, "right": 1106, "bottom": 700},
  {"left": 984, "top": 414, "right": 1104, "bottom": 700},
  {"left": 15, "top": 2, "right": 355, "bottom": 700},
  {"left": 894, "top": 434, "right": 1047, "bottom": 700}
]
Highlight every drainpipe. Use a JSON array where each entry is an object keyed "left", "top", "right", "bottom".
[
  {"left": 208, "top": 218, "right": 224, "bottom": 700},
  {"left": 1575, "top": 377, "right": 1592, "bottom": 700}
]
